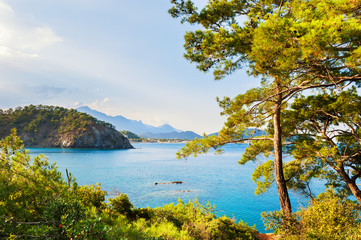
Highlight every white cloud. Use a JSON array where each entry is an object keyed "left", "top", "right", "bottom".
[
  {"left": 71, "top": 102, "right": 83, "bottom": 108},
  {"left": 0, "top": 1, "right": 62, "bottom": 61},
  {"left": 0, "top": 1, "right": 12, "bottom": 13},
  {"left": 102, "top": 97, "right": 109, "bottom": 104},
  {"left": 0, "top": 46, "right": 39, "bottom": 59},
  {"left": 88, "top": 97, "right": 111, "bottom": 110},
  {"left": 131, "top": 113, "right": 168, "bottom": 127}
]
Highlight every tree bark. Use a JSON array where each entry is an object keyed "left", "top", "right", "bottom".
[
  {"left": 274, "top": 84, "right": 292, "bottom": 216},
  {"left": 336, "top": 167, "right": 361, "bottom": 204}
]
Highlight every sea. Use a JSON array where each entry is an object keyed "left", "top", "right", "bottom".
[{"left": 28, "top": 143, "right": 323, "bottom": 232}]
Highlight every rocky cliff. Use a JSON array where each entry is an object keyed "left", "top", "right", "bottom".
[
  {"left": 0, "top": 105, "right": 133, "bottom": 149},
  {"left": 19, "top": 123, "right": 133, "bottom": 149}
]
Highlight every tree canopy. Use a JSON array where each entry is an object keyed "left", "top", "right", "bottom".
[
  {"left": 283, "top": 88, "right": 361, "bottom": 203},
  {"left": 170, "top": 0, "right": 361, "bottom": 215},
  {"left": 0, "top": 105, "right": 115, "bottom": 138},
  {"left": 170, "top": 0, "right": 361, "bottom": 83}
]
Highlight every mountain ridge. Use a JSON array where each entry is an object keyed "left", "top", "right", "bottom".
[{"left": 77, "top": 106, "right": 202, "bottom": 139}]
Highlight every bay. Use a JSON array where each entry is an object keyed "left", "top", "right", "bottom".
[{"left": 28, "top": 143, "right": 319, "bottom": 232}]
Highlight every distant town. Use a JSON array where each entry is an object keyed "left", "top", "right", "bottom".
[{"left": 120, "top": 130, "right": 190, "bottom": 143}]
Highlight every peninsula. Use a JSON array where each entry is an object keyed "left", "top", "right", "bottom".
[{"left": 0, "top": 105, "right": 133, "bottom": 149}]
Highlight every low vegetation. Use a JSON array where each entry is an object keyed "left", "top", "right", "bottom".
[
  {"left": 262, "top": 189, "right": 361, "bottom": 239},
  {"left": 1, "top": 131, "right": 360, "bottom": 239},
  {"left": 0, "top": 130, "right": 257, "bottom": 239}
]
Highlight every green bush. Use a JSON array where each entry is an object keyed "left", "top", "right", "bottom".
[
  {"left": 0, "top": 131, "right": 259, "bottom": 239},
  {"left": 70, "top": 183, "right": 107, "bottom": 210},
  {"left": 150, "top": 200, "right": 258, "bottom": 240},
  {"left": 301, "top": 190, "right": 361, "bottom": 239},
  {"left": 262, "top": 189, "right": 361, "bottom": 240},
  {"left": 261, "top": 210, "right": 301, "bottom": 236},
  {"left": 0, "top": 130, "right": 69, "bottom": 239},
  {"left": 60, "top": 207, "right": 110, "bottom": 240},
  {"left": 109, "top": 193, "right": 135, "bottom": 219}
]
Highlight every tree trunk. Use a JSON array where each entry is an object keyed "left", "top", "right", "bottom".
[
  {"left": 274, "top": 84, "right": 292, "bottom": 216},
  {"left": 336, "top": 167, "right": 361, "bottom": 204}
]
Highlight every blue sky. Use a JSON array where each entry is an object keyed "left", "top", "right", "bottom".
[{"left": 0, "top": 0, "right": 259, "bottom": 134}]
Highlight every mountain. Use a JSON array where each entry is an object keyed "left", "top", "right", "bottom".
[
  {"left": 0, "top": 105, "right": 133, "bottom": 149},
  {"left": 77, "top": 106, "right": 201, "bottom": 139},
  {"left": 77, "top": 106, "right": 180, "bottom": 135}
]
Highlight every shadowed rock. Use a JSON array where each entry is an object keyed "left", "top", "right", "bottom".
[{"left": 155, "top": 181, "right": 183, "bottom": 185}]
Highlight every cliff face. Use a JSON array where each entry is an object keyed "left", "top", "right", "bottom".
[
  {"left": 20, "top": 124, "right": 133, "bottom": 149},
  {"left": 0, "top": 105, "right": 133, "bottom": 149}
]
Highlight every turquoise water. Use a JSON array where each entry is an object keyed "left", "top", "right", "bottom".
[{"left": 28, "top": 143, "right": 319, "bottom": 232}]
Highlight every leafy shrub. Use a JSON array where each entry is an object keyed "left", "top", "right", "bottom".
[
  {"left": 60, "top": 207, "right": 110, "bottom": 240},
  {"left": 301, "top": 189, "right": 361, "bottom": 239},
  {"left": 109, "top": 193, "right": 135, "bottom": 219},
  {"left": 104, "top": 214, "right": 146, "bottom": 239},
  {"left": 133, "top": 218, "right": 191, "bottom": 240},
  {"left": 0, "top": 131, "right": 259, "bottom": 239},
  {"left": 262, "top": 189, "right": 361, "bottom": 240},
  {"left": 0, "top": 130, "right": 70, "bottom": 239},
  {"left": 69, "top": 183, "right": 107, "bottom": 210},
  {"left": 261, "top": 210, "right": 301, "bottom": 236},
  {"left": 151, "top": 200, "right": 258, "bottom": 240},
  {"left": 43, "top": 197, "right": 86, "bottom": 239},
  {"left": 108, "top": 194, "right": 154, "bottom": 221}
]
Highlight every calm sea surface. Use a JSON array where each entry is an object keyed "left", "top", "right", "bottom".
[{"left": 28, "top": 143, "right": 321, "bottom": 232}]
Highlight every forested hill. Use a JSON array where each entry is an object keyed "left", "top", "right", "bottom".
[{"left": 0, "top": 105, "right": 133, "bottom": 149}]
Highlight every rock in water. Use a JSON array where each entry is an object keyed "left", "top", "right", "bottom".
[{"left": 155, "top": 181, "right": 183, "bottom": 185}]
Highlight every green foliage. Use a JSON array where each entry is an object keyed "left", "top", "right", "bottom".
[
  {"left": 60, "top": 207, "right": 110, "bottom": 240},
  {"left": 261, "top": 210, "right": 302, "bottom": 237},
  {"left": 0, "top": 131, "right": 258, "bottom": 239},
  {"left": 170, "top": 0, "right": 361, "bottom": 214},
  {"left": 149, "top": 200, "right": 258, "bottom": 240},
  {"left": 0, "top": 129, "right": 70, "bottom": 239},
  {"left": 281, "top": 89, "right": 361, "bottom": 201},
  {"left": 262, "top": 189, "right": 361, "bottom": 239},
  {"left": 105, "top": 198, "right": 258, "bottom": 239},
  {"left": 132, "top": 217, "right": 190, "bottom": 240},
  {"left": 252, "top": 160, "right": 274, "bottom": 195},
  {"left": 3, "top": 126, "right": 361, "bottom": 239},
  {"left": 170, "top": 0, "right": 361, "bottom": 82},
  {"left": 103, "top": 214, "right": 149, "bottom": 240},
  {"left": 0, "top": 129, "right": 67, "bottom": 219},
  {"left": 0, "top": 104, "right": 115, "bottom": 143},
  {"left": 109, "top": 193, "right": 135, "bottom": 219},
  {"left": 120, "top": 130, "right": 141, "bottom": 140},
  {"left": 69, "top": 183, "right": 107, "bottom": 210},
  {"left": 301, "top": 192, "right": 360, "bottom": 239}
]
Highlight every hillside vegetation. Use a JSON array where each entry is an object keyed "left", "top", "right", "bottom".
[{"left": 0, "top": 105, "right": 133, "bottom": 149}]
